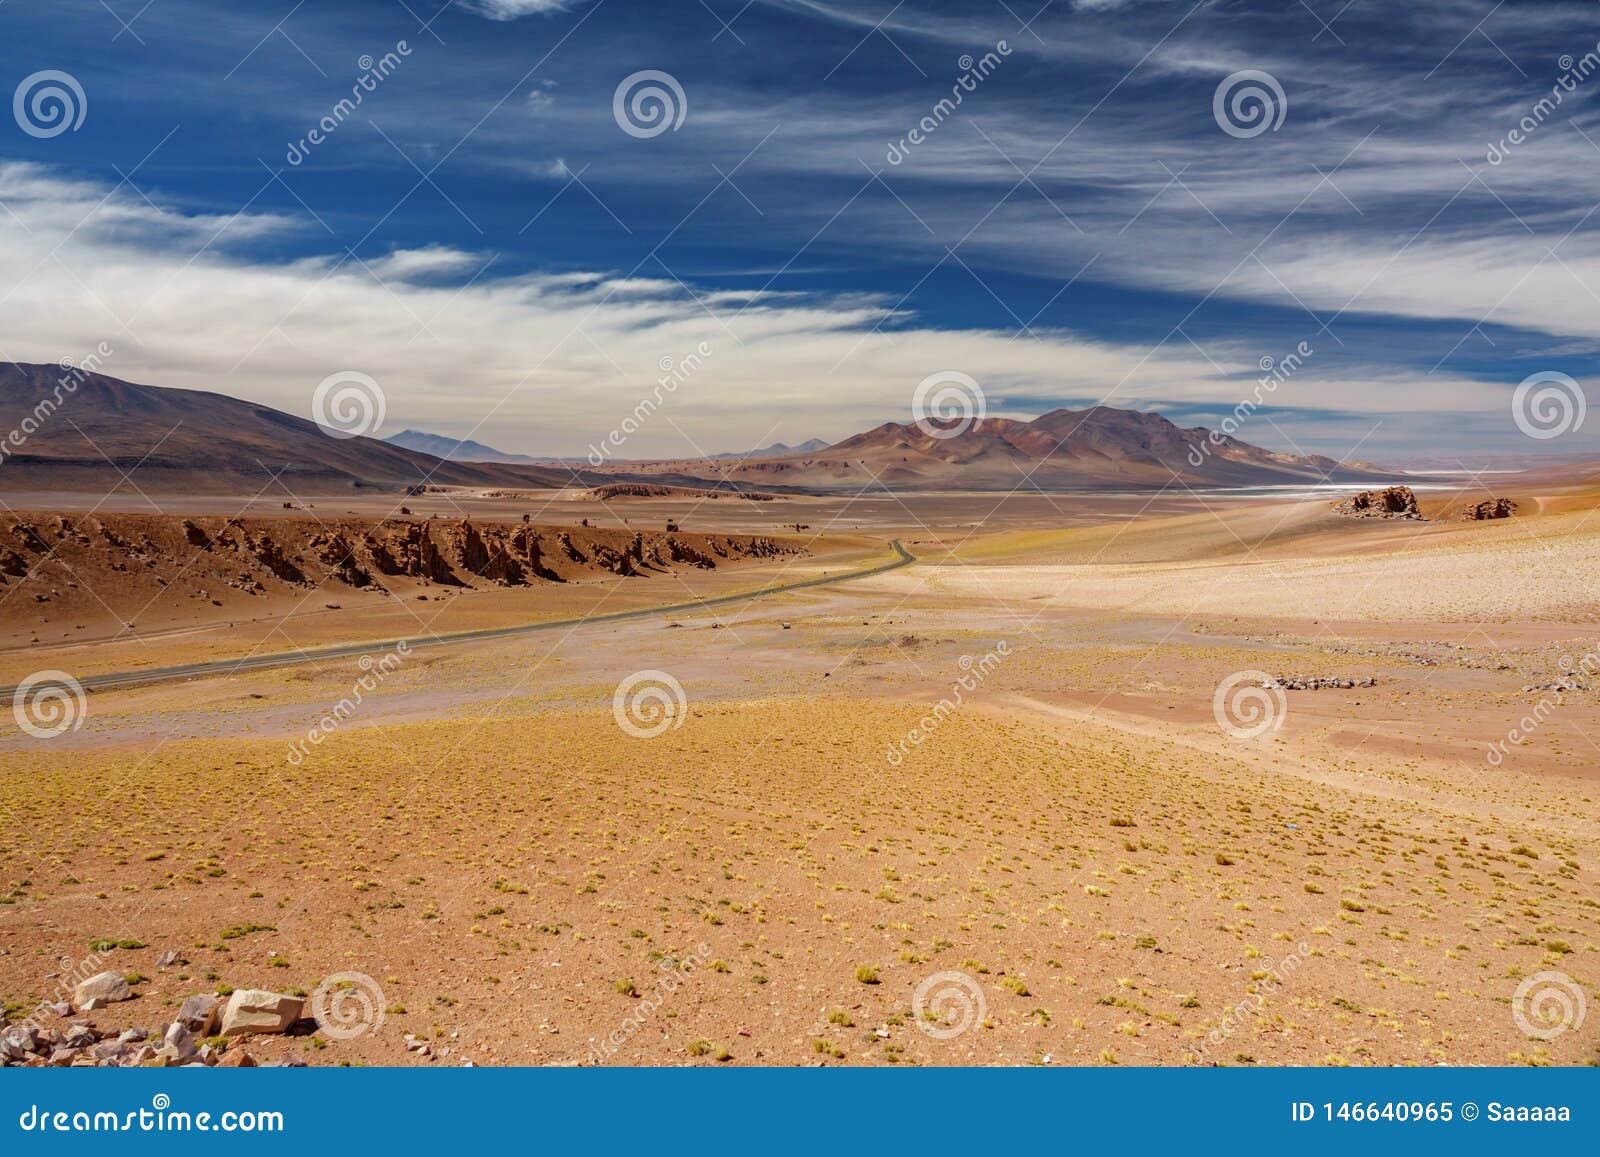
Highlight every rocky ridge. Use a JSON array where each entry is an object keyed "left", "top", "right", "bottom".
[{"left": 1, "top": 513, "right": 803, "bottom": 639}]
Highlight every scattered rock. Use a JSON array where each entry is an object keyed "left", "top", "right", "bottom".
[
  {"left": 1523, "top": 677, "right": 1588, "bottom": 694},
  {"left": 1265, "top": 676, "right": 1377, "bottom": 691}
]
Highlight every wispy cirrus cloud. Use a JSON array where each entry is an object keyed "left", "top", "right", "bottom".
[
  {"left": 456, "top": 0, "right": 577, "bottom": 20},
  {"left": 0, "top": 161, "right": 1515, "bottom": 458},
  {"left": 3, "top": 0, "right": 1598, "bottom": 457}
]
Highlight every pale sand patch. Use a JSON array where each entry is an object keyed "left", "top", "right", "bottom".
[{"left": 867, "top": 522, "right": 1600, "bottom": 623}]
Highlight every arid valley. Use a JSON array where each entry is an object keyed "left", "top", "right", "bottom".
[
  {"left": 10, "top": 8, "right": 1600, "bottom": 1154},
  {"left": 4, "top": 396, "right": 1598, "bottom": 1067}
]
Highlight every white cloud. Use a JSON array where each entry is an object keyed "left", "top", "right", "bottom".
[
  {"left": 0, "top": 162, "right": 1514, "bottom": 458},
  {"left": 456, "top": 0, "right": 574, "bottom": 20},
  {"left": 365, "top": 246, "right": 483, "bottom": 280}
]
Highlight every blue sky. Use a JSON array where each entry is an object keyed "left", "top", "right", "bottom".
[{"left": 2, "top": 0, "right": 1600, "bottom": 461}]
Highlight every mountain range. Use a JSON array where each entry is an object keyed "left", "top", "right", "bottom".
[
  {"left": 0, "top": 363, "right": 573, "bottom": 494},
  {"left": 1, "top": 363, "right": 1395, "bottom": 495},
  {"left": 385, "top": 429, "right": 831, "bottom": 464},
  {"left": 383, "top": 428, "right": 548, "bottom": 465},
  {"left": 584, "top": 408, "right": 1392, "bottom": 491}
]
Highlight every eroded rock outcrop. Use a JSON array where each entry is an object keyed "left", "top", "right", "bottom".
[
  {"left": 360, "top": 520, "right": 459, "bottom": 585},
  {"left": 243, "top": 530, "right": 309, "bottom": 585},
  {"left": 310, "top": 532, "right": 378, "bottom": 589},
  {"left": 0, "top": 512, "right": 808, "bottom": 627},
  {"left": 1332, "top": 486, "right": 1422, "bottom": 520},
  {"left": 1459, "top": 497, "right": 1518, "bottom": 520}
]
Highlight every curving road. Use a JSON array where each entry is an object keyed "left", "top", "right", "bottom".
[{"left": 2, "top": 539, "right": 915, "bottom": 697}]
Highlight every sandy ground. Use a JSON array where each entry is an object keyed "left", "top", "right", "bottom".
[
  {"left": 870, "top": 502, "right": 1600, "bottom": 624},
  {"left": 2, "top": 485, "right": 1598, "bottom": 1067}
]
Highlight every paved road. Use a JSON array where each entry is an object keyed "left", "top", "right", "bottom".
[{"left": 3, "top": 540, "right": 915, "bottom": 697}]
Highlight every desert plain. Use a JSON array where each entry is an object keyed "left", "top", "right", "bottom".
[{"left": 2, "top": 475, "right": 1598, "bottom": 1068}]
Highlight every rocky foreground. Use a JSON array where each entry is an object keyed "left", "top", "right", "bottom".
[{"left": 3, "top": 966, "right": 309, "bottom": 1068}]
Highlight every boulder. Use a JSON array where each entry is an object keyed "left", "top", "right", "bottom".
[
  {"left": 218, "top": 989, "right": 303, "bottom": 1036},
  {"left": 161, "top": 1022, "right": 197, "bottom": 1060},
  {"left": 176, "top": 993, "right": 220, "bottom": 1035},
  {"left": 73, "top": 970, "right": 131, "bottom": 1011},
  {"left": 1, "top": 1025, "right": 41, "bottom": 1060}
]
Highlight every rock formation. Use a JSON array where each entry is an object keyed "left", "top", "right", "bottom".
[
  {"left": 1458, "top": 497, "right": 1518, "bottom": 520},
  {"left": 0, "top": 512, "right": 807, "bottom": 635},
  {"left": 1332, "top": 486, "right": 1422, "bottom": 520}
]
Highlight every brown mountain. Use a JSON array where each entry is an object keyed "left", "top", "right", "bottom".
[
  {"left": 593, "top": 406, "right": 1394, "bottom": 491},
  {"left": 0, "top": 363, "right": 1395, "bottom": 497},
  {"left": 0, "top": 363, "right": 577, "bottom": 494}
]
